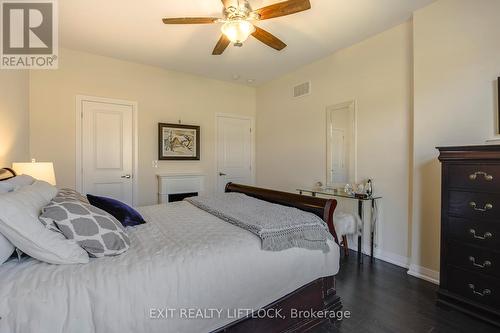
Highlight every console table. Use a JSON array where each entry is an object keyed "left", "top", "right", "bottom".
[{"left": 297, "top": 188, "right": 381, "bottom": 264}]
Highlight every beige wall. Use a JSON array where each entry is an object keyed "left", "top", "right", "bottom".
[
  {"left": 411, "top": 0, "right": 500, "bottom": 275},
  {"left": 256, "top": 22, "right": 413, "bottom": 265},
  {"left": 0, "top": 71, "right": 30, "bottom": 167},
  {"left": 29, "top": 48, "right": 256, "bottom": 206}
]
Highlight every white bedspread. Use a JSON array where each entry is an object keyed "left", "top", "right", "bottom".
[{"left": 0, "top": 202, "right": 339, "bottom": 333}]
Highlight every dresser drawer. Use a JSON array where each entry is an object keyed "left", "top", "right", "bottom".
[
  {"left": 448, "top": 217, "right": 500, "bottom": 250},
  {"left": 448, "top": 266, "right": 500, "bottom": 309},
  {"left": 448, "top": 242, "right": 500, "bottom": 278},
  {"left": 448, "top": 190, "right": 500, "bottom": 220},
  {"left": 448, "top": 164, "right": 500, "bottom": 192}
]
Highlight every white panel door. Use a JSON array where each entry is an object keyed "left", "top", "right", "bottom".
[
  {"left": 81, "top": 100, "right": 134, "bottom": 204},
  {"left": 217, "top": 115, "right": 253, "bottom": 192}
]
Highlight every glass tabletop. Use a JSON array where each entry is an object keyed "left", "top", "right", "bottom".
[{"left": 297, "top": 188, "right": 382, "bottom": 200}]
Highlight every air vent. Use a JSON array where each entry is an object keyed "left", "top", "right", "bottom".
[{"left": 293, "top": 81, "right": 311, "bottom": 98}]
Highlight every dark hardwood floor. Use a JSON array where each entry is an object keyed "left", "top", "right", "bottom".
[{"left": 312, "top": 251, "right": 498, "bottom": 333}]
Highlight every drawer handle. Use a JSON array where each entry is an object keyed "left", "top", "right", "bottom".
[
  {"left": 469, "top": 256, "right": 492, "bottom": 268},
  {"left": 469, "top": 202, "right": 493, "bottom": 212},
  {"left": 468, "top": 284, "right": 492, "bottom": 297},
  {"left": 469, "top": 229, "right": 493, "bottom": 240},
  {"left": 469, "top": 172, "right": 494, "bottom": 181}
]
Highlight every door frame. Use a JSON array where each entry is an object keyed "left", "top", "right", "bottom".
[
  {"left": 215, "top": 113, "right": 256, "bottom": 191},
  {"left": 75, "top": 95, "right": 139, "bottom": 206}
]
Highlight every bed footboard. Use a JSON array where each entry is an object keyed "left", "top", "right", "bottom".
[
  {"left": 213, "top": 275, "right": 341, "bottom": 333},
  {"left": 225, "top": 183, "right": 339, "bottom": 244}
]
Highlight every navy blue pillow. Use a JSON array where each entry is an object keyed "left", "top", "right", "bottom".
[{"left": 86, "top": 194, "right": 146, "bottom": 227}]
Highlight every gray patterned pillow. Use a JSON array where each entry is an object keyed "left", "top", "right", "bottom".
[
  {"left": 39, "top": 189, "right": 91, "bottom": 232},
  {"left": 39, "top": 199, "right": 130, "bottom": 258}
]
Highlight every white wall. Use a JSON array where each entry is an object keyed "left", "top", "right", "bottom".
[
  {"left": 410, "top": 0, "right": 500, "bottom": 278},
  {"left": 256, "top": 22, "right": 413, "bottom": 266},
  {"left": 29, "top": 48, "right": 256, "bottom": 206},
  {"left": 0, "top": 71, "right": 30, "bottom": 167}
]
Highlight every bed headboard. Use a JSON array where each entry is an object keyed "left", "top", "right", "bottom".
[
  {"left": 225, "top": 183, "right": 339, "bottom": 244},
  {"left": 0, "top": 168, "right": 16, "bottom": 181}
]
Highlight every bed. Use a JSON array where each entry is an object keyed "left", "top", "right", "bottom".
[{"left": 0, "top": 169, "right": 342, "bottom": 333}]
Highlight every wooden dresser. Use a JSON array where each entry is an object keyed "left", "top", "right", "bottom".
[{"left": 438, "top": 145, "right": 500, "bottom": 326}]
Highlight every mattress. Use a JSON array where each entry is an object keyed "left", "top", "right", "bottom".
[{"left": 0, "top": 201, "right": 340, "bottom": 333}]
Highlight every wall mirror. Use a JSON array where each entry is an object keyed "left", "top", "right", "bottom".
[{"left": 326, "top": 101, "right": 357, "bottom": 188}]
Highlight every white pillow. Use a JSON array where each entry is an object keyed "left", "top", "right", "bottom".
[
  {"left": 31, "top": 180, "right": 59, "bottom": 202},
  {"left": 0, "top": 182, "right": 89, "bottom": 265},
  {"left": 1, "top": 174, "right": 35, "bottom": 190},
  {"left": 0, "top": 182, "right": 14, "bottom": 194},
  {"left": 0, "top": 232, "right": 14, "bottom": 265}
]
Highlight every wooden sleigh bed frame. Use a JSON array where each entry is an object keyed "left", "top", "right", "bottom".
[
  {"left": 0, "top": 169, "right": 342, "bottom": 333},
  {"left": 216, "top": 183, "right": 342, "bottom": 333},
  {"left": 0, "top": 168, "right": 16, "bottom": 181}
]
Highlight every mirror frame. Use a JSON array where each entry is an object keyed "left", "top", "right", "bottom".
[{"left": 326, "top": 100, "right": 357, "bottom": 188}]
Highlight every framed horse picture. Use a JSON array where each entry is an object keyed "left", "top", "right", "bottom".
[{"left": 158, "top": 123, "right": 200, "bottom": 160}]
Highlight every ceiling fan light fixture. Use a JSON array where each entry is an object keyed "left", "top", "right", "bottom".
[
  {"left": 162, "top": 0, "right": 312, "bottom": 55},
  {"left": 221, "top": 19, "right": 255, "bottom": 44}
]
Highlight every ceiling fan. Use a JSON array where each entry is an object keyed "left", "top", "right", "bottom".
[{"left": 162, "top": 0, "right": 311, "bottom": 55}]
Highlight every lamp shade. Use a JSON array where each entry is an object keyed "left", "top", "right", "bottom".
[{"left": 12, "top": 162, "right": 56, "bottom": 185}]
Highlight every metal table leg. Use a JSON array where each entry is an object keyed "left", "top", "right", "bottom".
[
  {"left": 370, "top": 199, "right": 375, "bottom": 263},
  {"left": 358, "top": 200, "right": 363, "bottom": 264}
]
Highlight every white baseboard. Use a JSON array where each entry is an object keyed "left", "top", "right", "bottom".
[
  {"left": 485, "top": 137, "right": 500, "bottom": 143},
  {"left": 407, "top": 264, "right": 440, "bottom": 285},
  {"left": 345, "top": 239, "right": 439, "bottom": 284},
  {"left": 374, "top": 249, "right": 410, "bottom": 268},
  {"left": 346, "top": 243, "right": 410, "bottom": 268}
]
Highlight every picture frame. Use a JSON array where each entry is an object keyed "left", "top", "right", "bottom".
[{"left": 158, "top": 123, "right": 200, "bottom": 160}]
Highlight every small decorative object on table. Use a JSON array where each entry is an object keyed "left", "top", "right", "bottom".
[
  {"left": 353, "top": 179, "right": 373, "bottom": 199},
  {"left": 344, "top": 183, "right": 354, "bottom": 195},
  {"left": 355, "top": 183, "right": 365, "bottom": 194},
  {"left": 313, "top": 181, "right": 323, "bottom": 191},
  {"left": 158, "top": 123, "right": 200, "bottom": 161},
  {"left": 365, "top": 179, "right": 373, "bottom": 197}
]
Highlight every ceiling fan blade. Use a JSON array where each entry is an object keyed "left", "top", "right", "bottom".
[
  {"left": 255, "top": 0, "right": 311, "bottom": 20},
  {"left": 212, "top": 35, "right": 231, "bottom": 55},
  {"left": 162, "top": 17, "right": 219, "bottom": 24},
  {"left": 251, "top": 26, "right": 287, "bottom": 51}
]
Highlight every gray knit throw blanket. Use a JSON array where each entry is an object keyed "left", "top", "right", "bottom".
[{"left": 185, "top": 193, "right": 333, "bottom": 253}]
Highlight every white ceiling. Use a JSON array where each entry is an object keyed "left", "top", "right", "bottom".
[{"left": 60, "top": 0, "right": 435, "bottom": 85}]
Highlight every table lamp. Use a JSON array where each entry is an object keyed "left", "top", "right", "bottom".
[{"left": 12, "top": 159, "right": 56, "bottom": 186}]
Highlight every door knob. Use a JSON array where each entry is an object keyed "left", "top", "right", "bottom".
[
  {"left": 219, "top": 172, "right": 227, "bottom": 176},
  {"left": 121, "top": 174, "right": 132, "bottom": 179}
]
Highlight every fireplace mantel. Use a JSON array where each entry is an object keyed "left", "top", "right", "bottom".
[{"left": 157, "top": 173, "right": 205, "bottom": 204}]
